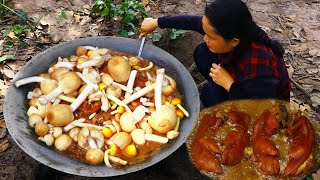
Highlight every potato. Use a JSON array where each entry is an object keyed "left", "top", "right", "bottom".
[{"left": 107, "top": 56, "right": 131, "bottom": 83}]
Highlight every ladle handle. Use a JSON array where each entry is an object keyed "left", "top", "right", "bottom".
[{"left": 137, "top": 37, "right": 146, "bottom": 58}]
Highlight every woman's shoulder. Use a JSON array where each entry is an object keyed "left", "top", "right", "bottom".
[{"left": 241, "top": 41, "right": 278, "bottom": 61}]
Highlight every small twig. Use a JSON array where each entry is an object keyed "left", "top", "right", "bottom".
[{"left": 289, "top": 76, "right": 311, "bottom": 98}]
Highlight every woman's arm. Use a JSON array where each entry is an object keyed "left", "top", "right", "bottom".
[
  {"left": 228, "top": 76, "right": 280, "bottom": 100},
  {"left": 158, "top": 16, "right": 205, "bottom": 34},
  {"left": 140, "top": 16, "right": 205, "bottom": 38}
]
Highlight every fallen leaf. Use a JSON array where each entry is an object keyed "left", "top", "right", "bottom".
[
  {"left": 309, "top": 49, "right": 320, "bottom": 57},
  {"left": 0, "top": 80, "right": 9, "bottom": 96},
  {"left": 74, "top": 14, "right": 81, "bottom": 23},
  {"left": 287, "top": 65, "right": 294, "bottom": 78},
  {"left": 306, "top": 68, "right": 319, "bottom": 74},
  {"left": 2, "top": 67, "right": 15, "bottom": 79},
  {"left": 141, "top": 0, "right": 149, "bottom": 6},
  {"left": 0, "top": 55, "right": 13, "bottom": 63},
  {"left": 7, "top": 31, "right": 18, "bottom": 40},
  {"left": 299, "top": 103, "right": 312, "bottom": 112},
  {"left": 0, "top": 120, "right": 6, "bottom": 128},
  {"left": 311, "top": 94, "right": 320, "bottom": 107},
  {"left": 0, "top": 128, "right": 6, "bottom": 138},
  {"left": 290, "top": 43, "right": 308, "bottom": 52},
  {"left": 196, "top": 0, "right": 202, "bottom": 5},
  {"left": 0, "top": 139, "right": 9, "bottom": 152}
]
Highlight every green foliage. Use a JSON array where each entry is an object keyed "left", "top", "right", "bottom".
[
  {"left": 0, "top": 1, "right": 33, "bottom": 50},
  {"left": 91, "top": 0, "right": 149, "bottom": 37},
  {"left": 151, "top": 29, "right": 162, "bottom": 42},
  {"left": 167, "top": 29, "right": 189, "bottom": 40}
]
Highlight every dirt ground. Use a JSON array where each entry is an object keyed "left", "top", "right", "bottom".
[{"left": 1, "top": 0, "right": 320, "bottom": 179}]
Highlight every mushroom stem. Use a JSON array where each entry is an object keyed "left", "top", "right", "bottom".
[
  {"left": 137, "top": 62, "right": 153, "bottom": 71},
  {"left": 38, "top": 86, "right": 63, "bottom": 105},
  {"left": 101, "top": 93, "right": 109, "bottom": 112},
  {"left": 64, "top": 118, "right": 85, "bottom": 132},
  {"left": 72, "top": 121, "right": 105, "bottom": 130},
  {"left": 177, "top": 104, "right": 189, "bottom": 117},
  {"left": 125, "top": 70, "right": 138, "bottom": 98},
  {"left": 70, "top": 84, "right": 95, "bottom": 112},
  {"left": 145, "top": 134, "right": 168, "bottom": 144},
  {"left": 123, "top": 83, "right": 155, "bottom": 104},
  {"left": 108, "top": 155, "right": 127, "bottom": 165},
  {"left": 112, "top": 82, "right": 133, "bottom": 93},
  {"left": 104, "top": 150, "right": 112, "bottom": 168},
  {"left": 15, "top": 76, "right": 46, "bottom": 87},
  {"left": 166, "top": 130, "right": 179, "bottom": 139},
  {"left": 77, "top": 59, "right": 102, "bottom": 69},
  {"left": 58, "top": 95, "right": 76, "bottom": 103},
  {"left": 75, "top": 72, "right": 98, "bottom": 88},
  {"left": 107, "top": 94, "right": 132, "bottom": 113},
  {"left": 174, "top": 117, "right": 181, "bottom": 132},
  {"left": 83, "top": 46, "right": 97, "bottom": 50},
  {"left": 155, "top": 69, "right": 165, "bottom": 109},
  {"left": 53, "top": 62, "right": 75, "bottom": 70}
]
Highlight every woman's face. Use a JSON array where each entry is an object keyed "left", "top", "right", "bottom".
[{"left": 202, "top": 16, "right": 238, "bottom": 53}]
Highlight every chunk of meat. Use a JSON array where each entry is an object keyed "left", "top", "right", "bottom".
[{"left": 283, "top": 116, "right": 314, "bottom": 176}]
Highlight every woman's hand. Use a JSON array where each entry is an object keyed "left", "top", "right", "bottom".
[
  {"left": 139, "top": 18, "right": 158, "bottom": 38},
  {"left": 209, "top": 63, "right": 234, "bottom": 92}
]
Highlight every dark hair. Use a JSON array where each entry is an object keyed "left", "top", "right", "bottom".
[{"left": 205, "top": 0, "right": 284, "bottom": 56}]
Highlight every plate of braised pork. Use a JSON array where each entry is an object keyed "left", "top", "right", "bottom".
[{"left": 187, "top": 99, "right": 320, "bottom": 179}]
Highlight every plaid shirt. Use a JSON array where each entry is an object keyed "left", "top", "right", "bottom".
[
  {"left": 219, "top": 41, "right": 291, "bottom": 100},
  {"left": 159, "top": 15, "right": 291, "bottom": 101}
]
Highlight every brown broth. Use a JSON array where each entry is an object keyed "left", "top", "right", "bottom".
[{"left": 187, "top": 99, "right": 319, "bottom": 180}]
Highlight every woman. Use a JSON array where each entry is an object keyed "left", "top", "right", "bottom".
[{"left": 140, "top": 0, "right": 291, "bottom": 107}]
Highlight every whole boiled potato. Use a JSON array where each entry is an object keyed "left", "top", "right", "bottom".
[{"left": 107, "top": 56, "right": 131, "bottom": 83}]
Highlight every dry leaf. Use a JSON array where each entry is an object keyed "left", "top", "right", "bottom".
[
  {"left": 0, "top": 80, "right": 9, "bottom": 96},
  {"left": 2, "top": 67, "right": 15, "bottom": 79},
  {"left": 196, "top": 0, "right": 202, "bottom": 5},
  {"left": 306, "top": 68, "right": 319, "bottom": 74},
  {"left": 290, "top": 43, "right": 308, "bottom": 52},
  {"left": 0, "top": 139, "right": 9, "bottom": 152},
  {"left": 0, "top": 120, "right": 6, "bottom": 128},
  {"left": 309, "top": 49, "right": 320, "bottom": 57},
  {"left": 141, "top": 0, "right": 149, "bottom": 6},
  {"left": 287, "top": 65, "right": 294, "bottom": 78},
  {"left": 310, "top": 94, "right": 320, "bottom": 107},
  {"left": 7, "top": 31, "right": 18, "bottom": 40},
  {"left": 0, "top": 128, "right": 6, "bottom": 138},
  {"left": 74, "top": 14, "right": 81, "bottom": 24}
]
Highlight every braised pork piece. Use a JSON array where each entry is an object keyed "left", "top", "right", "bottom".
[{"left": 188, "top": 100, "right": 318, "bottom": 179}]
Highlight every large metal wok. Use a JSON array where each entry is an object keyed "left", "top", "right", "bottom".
[{"left": 3, "top": 36, "right": 200, "bottom": 177}]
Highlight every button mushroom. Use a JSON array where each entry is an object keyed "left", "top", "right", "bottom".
[
  {"left": 38, "top": 134, "right": 54, "bottom": 146},
  {"left": 78, "top": 127, "right": 104, "bottom": 150},
  {"left": 47, "top": 104, "right": 74, "bottom": 127},
  {"left": 162, "top": 75, "right": 176, "bottom": 96},
  {"left": 35, "top": 121, "right": 49, "bottom": 137},
  {"left": 109, "top": 132, "right": 132, "bottom": 149},
  {"left": 28, "top": 114, "right": 42, "bottom": 128},
  {"left": 130, "top": 129, "right": 146, "bottom": 145},
  {"left": 40, "top": 79, "right": 58, "bottom": 95},
  {"left": 119, "top": 105, "right": 147, "bottom": 132},
  {"left": 54, "top": 134, "right": 73, "bottom": 151},
  {"left": 107, "top": 56, "right": 131, "bottom": 83},
  {"left": 86, "top": 148, "right": 104, "bottom": 165},
  {"left": 148, "top": 104, "right": 177, "bottom": 134},
  {"left": 38, "top": 72, "right": 81, "bottom": 105}
]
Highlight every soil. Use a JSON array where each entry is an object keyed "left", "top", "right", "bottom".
[{"left": 1, "top": 0, "right": 320, "bottom": 179}]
